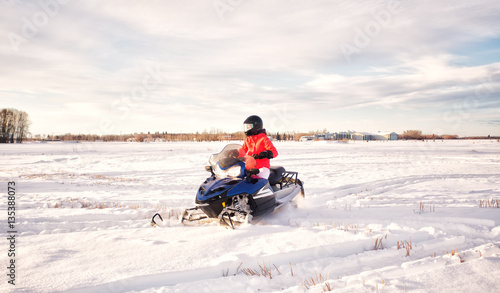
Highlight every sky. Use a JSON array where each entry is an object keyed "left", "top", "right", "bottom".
[{"left": 1, "top": 0, "right": 499, "bottom": 137}]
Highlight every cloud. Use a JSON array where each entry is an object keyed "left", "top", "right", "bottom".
[
  {"left": 1, "top": 0, "right": 499, "bottom": 135},
  {"left": 299, "top": 55, "right": 500, "bottom": 108}
]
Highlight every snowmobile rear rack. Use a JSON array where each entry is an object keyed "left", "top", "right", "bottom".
[{"left": 278, "top": 171, "right": 299, "bottom": 189}]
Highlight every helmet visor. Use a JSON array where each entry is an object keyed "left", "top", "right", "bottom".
[{"left": 243, "top": 123, "right": 253, "bottom": 131}]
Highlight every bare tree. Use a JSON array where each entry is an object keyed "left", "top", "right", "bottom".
[
  {"left": 0, "top": 108, "right": 30, "bottom": 143},
  {"left": 400, "top": 130, "right": 424, "bottom": 140},
  {"left": 15, "top": 111, "right": 30, "bottom": 143},
  {"left": 0, "top": 109, "right": 13, "bottom": 143}
]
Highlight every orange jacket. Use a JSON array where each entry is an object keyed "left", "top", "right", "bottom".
[{"left": 239, "top": 132, "right": 278, "bottom": 169}]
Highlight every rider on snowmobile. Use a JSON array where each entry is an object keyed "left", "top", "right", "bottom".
[{"left": 237, "top": 115, "right": 278, "bottom": 179}]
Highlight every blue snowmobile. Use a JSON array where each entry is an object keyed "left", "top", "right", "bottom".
[{"left": 152, "top": 144, "right": 304, "bottom": 229}]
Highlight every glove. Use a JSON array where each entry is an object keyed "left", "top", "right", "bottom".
[
  {"left": 252, "top": 150, "right": 273, "bottom": 159},
  {"left": 226, "top": 149, "right": 240, "bottom": 158}
]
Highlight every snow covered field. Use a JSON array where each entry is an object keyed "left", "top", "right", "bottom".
[{"left": 1, "top": 140, "right": 499, "bottom": 293}]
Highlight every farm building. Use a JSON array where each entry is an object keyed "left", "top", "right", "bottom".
[
  {"left": 331, "top": 131, "right": 355, "bottom": 140},
  {"left": 299, "top": 136, "right": 316, "bottom": 142},
  {"left": 352, "top": 132, "right": 398, "bottom": 140},
  {"left": 299, "top": 131, "right": 398, "bottom": 141}
]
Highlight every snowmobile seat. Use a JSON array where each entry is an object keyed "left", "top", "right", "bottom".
[{"left": 269, "top": 166, "right": 286, "bottom": 186}]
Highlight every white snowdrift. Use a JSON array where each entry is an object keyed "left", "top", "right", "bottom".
[{"left": 1, "top": 140, "right": 499, "bottom": 292}]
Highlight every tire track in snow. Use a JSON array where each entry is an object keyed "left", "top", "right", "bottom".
[
  {"left": 325, "top": 173, "right": 500, "bottom": 199},
  {"left": 62, "top": 234, "right": 472, "bottom": 293},
  {"left": 306, "top": 173, "right": 500, "bottom": 211},
  {"left": 62, "top": 237, "right": 384, "bottom": 293}
]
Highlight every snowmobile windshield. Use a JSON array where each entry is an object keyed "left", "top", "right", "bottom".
[{"left": 209, "top": 144, "right": 244, "bottom": 179}]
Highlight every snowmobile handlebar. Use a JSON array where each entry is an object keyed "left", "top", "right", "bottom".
[{"left": 247, "top": 168, "right": 260, "bottom": 176}]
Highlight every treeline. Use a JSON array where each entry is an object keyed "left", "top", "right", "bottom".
[
  {"left": 0, "top": 108, "right": 30, "bottom": 143},
  {"left": 399, "top": 130, "right": 459, "bottom": 140},
  {"left": 32, "top": 129, "right": 497, "bottom": 142},
  {"left": 399, "top": 130, "right": 498, "bottom": 140},
  {"left": 34, "top": 130, "right": 299, "bottom": 142}
]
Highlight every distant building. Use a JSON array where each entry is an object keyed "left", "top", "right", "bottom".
[
  {"left": 332, "top": 131, "right": 355, "bottom": 140},
  {"left": 352, "top": 132, "right": 398, "bottom": 141},
  {"left": 299, "top": 131, "right": 398, "bottom": 142},
  {"left": 324, "top": 133, "right": 334, "bottom": 140},
  {"left": 352, "top": 132, "right": 371, "bottom": 140},
  {"left": 372, "top": 132, "right": 398, "bottom": 140},
  {"left": 299, "top": 136, "right": 315, "bottom": 142}
]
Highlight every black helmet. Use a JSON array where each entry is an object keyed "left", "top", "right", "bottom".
[{"left": 243, "top": 115, "right": 263, "bottom": 136}]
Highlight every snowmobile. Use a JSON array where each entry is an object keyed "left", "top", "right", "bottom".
[{"left": 151, "top": 144, "right": 304, "bottom": 229}]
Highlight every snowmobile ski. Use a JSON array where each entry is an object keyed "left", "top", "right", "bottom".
[
  {"left": 180, "top": 206, "right": 218, "bottom": 226},
  {"left": 151, "top": 213, "right": 163, "bottom": 227}
]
